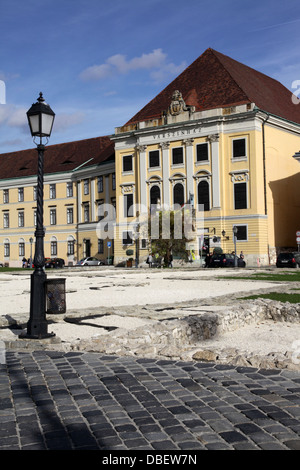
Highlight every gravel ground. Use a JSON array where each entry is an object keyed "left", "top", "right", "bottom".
[{"left": 1, "top": 267, "right": 300, "bottom": 359}]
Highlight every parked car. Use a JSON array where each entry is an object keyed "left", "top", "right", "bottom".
[
  {"left": 210, "top": 253, "right": 246, "bottom": 268},
  {"left": 276, "top": 252, "right": 300, "bottom": 268},
  {"left": 76, "top": 257, "right": 104, "bottom": 266},
  {"left": 45, "top": 258, "right": 65, "bottom": 268}
]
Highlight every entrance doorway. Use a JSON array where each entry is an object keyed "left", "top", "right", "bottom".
[{"left": 85, "top": 239, "right": 91, "bottom": 257}]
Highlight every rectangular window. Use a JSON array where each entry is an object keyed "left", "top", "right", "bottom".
[
  {"left": 19, "top": 242, "right": 25, "bottom": 257},
  {"left": 84, "top": 204, "right": 89, "bottom": 222},
  {"left": 149, "top": 150, "right": 160, "bottom": 168},
  {"left": 98, "top": 202, "right": 104, "bottom": 221},
  {"left": 98, "top": 239, "right": 104, "bottom": 254},
  {"left": 18, "top": 211, "right": 24, "bottom": 227},
  {"left": 50, "top": 209, "right": 57, "bottom": 225},
  {"left": 233, "top": 138, "right": 246, "bottom": 159},
  {"left": 50, "top": 184, "right": 56, "bottom": 199},
  {"left": 3, "top": 212, "right": 9, "bottom": 228},
  {"left": 18, "top": 187, "right": 24, "bottom": 202},
  {"left": 97, "top": 176, "right": 103, "bottom": 193},
  {"left": 196, "top": 143, "right": 209, "bottom": 162},
  {"left": 123, "top": 155, "right": 133, "bottom": 172},
  {"left": 33, "top": 186, "right": 37, "bottom": 201},
  {"left": 236, "top": 225, "right": 248, "bottom": 241},
  {"left": 84, "top": 179, "right": 89, "bottom": 195},
  {"left": 67, "top": 182, "right": 73, "bottom": 197},
  {"left": 122, "top": 231, "right": 133, "bottom": 245},
  {"left": 3, "top": 189, "right": 9, "bottom": 204},
  {"left": 172, "top": 147, "right": 183, "bottom": 165},
  {"left": 112, "top": 173, "right": 116, "bottom": 190},
  {"left": 141, "top": 239, "right": 147, "bottom": 249},
  {"left": 124, "top": 193, "right": 134, "bottom": 218},
  {"left": 51, "top": 241, "right": 57, "bottom": 256},
  {"left": 4, "top": 243, "right": 10, "bottom": 257},
  {"left": 234, "top": 182, "right": 247, "bottom": 209},
  {"left": 67, "top": 240, "right": 75, "bottom": 255},
  {"left": 67, "top": 207, "right": 73, "bottom": 224},
  {"left": 34, "top": 210, "right": 37, "bottom": 227}
]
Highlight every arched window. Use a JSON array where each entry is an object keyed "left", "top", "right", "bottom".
[
  {"left": 173, "top": 183, "right": 184, "bottom": 207},
  {"left": 150, "top": 185, "right": 160, "bottom": 206},
  {"left": 198, "top": 180, "right": 210, "bottom": 211}
]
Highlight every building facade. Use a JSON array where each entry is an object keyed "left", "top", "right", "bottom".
[
  {"left": 1, "top": 48, "right": 300, "bottom": 267},
  {"left": 0, "top": 137, "right": 115, "bottom": 267},
  {"left": 111, "top": 49, "right": 300, "bottom": 266}
]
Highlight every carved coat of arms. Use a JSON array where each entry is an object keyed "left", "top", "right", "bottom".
[{"left": 169, "top": 90, "right": 188, "bottom": 116}]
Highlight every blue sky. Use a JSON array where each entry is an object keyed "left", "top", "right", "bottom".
[{"left": 1, "top": 0, "right": 300, "bottom": 153}]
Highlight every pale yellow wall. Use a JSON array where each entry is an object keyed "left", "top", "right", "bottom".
[
  {"left": 264, "top": 124, "right": 300, "bottom": 250},
  {"left": 0, "top": 178, "right": 78, "bottom": 266},
  {"left": 76, "top": 171, "right": 116, "bottom": 263},
  {"left": 114, "top": 125, "right": 276, "bottom": 265}
]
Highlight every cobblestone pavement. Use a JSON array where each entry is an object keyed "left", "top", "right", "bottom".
[{"left": 1, "top": 350, "right": 300, "bottom": 451}]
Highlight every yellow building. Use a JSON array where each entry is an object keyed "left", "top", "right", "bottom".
[
  {"left": 111, "top": 48, "right": 300, "bottom": 266},
  {"left": 0, "top": 137, "right": 115, "bottom": 267},
  {"left": 1, "top": 48, "right": 300, "bottom": 268}
]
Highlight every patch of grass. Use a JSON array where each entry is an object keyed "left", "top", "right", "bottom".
[
  {"left": 0, "top": 267, "right": 31, "bottom": 272},
  {"left": 238, "top": 292, "right": 300, "bottom": 303},
  {"left": 222, "top": 271, "right": 300, "bottom": 282}
]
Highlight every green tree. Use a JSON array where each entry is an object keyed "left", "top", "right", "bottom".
[{"left": 147, "top": 209, "right": 195, "bottom": 265}]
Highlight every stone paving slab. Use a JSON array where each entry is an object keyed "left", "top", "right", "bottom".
[{"left": 1, "top": 350, "right": 300, "bottom": 451}]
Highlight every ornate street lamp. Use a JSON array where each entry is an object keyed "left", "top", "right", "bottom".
[
  {"left": 20, "top": 93, "right": 55, "bottom": 339},
  {"left": 29, "top": 237, "right": 33, "bottom": 268},
  {"left": 233, "top": 225, "right": 238, "bottom": 268}
]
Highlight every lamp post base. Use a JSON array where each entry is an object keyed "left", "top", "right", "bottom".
[
  {"left": 19, "top": 268, "right": 55, "bottom": 340},
  {"left": 19, "top": 331, "right": 55, "bottom": 340}
]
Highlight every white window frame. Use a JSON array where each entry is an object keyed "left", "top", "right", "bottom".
[
  {"left": 171, "top": 146, "right": 184, "bottom": 167},
  {"left": 18, "top": 211, "right": 24, "bottom": 227},
  {"left": 3, "top": 189, "right": 9, "bottom": 204},
  {"left": 67, "top": 207, "right": 73, "bottom": 224},
  {"left": 232, "top": 136, "right": 248, "bottom": 161},
  {"left": 49, "top": 184, "right": 56, "bottom": 199},
  {"left": 3, "top": 212, "right": 9, "bottom": 228},
  {"left": 196, "top": 142, "right": 210, "bottom": 164},
  {"left": 84, "top": 179, "right": 89, "bottom": 195},
  {"left": 148, "top": 149, "right": 161, "bottom": 169},
  {"left": 4, "top": 242, "right": 10, "bottom": 257},
  {"left": 67, "top": 182, "right": 73, "bottom": 197},
  {"left": 84, "top": 203, "right": 90, "bottom": 222},
  {"left": 122, "top": 231, "right": 133, "bottom": 245},
  {"left": 122, "top": 155, "right": 133, "bottom": 173},
  {"left": 97, "top": 176, "right": 103, "bottom": 193},
  {"left": 233, "top": 224, "right": 248, "bottom": 242},
  {"left": 233, "top": 181, "right": 248, "bottom": 210},
  {"left": 50, "top": 208, "right": 57, "bottom": 225},
  {"left": 18, "top": 187, "right": 24, "bottom": 202},
  {"left": 19, "top": 242, "right": 25, "bottom": 257}
]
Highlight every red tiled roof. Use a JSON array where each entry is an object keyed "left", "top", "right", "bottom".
[
  {"left": 0, "top": 136, "right": 114, "bottom": 180},
  {"left": 126, "top": 48, "right": 300, "bottom": 125}
]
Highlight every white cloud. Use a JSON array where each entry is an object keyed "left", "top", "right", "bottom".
[
  {"left": 80, "top": 63, "right": 112, "bottom": 81},
  {"left": 0, "top": 104, "right": 85, "bottom": 136},
  {"left": 151, "top": 60, "right": 187, "bottom": 84},
  {"left": 0, "top": 104, "right": 27, "bottom": 128},
  {"left": 53, "top": 111, "right": 86, "bottom": 131},
  {"left": 79, "top": 49, "right": 185, "bottom": 83}
]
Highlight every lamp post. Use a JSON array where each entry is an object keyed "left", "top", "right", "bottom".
[
  {"left": 20, "top": 93, "right": 55, "bottom": 339},
  {"left": 29, "top": 237, "right": 33, "bottom": 268},
  {"left": 233, "top": 225, "right": 238, "bottom": 268}
]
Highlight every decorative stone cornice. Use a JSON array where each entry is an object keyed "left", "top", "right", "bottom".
[{"left": 207, "top": 134, "right": 219, "bottom": 143}]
